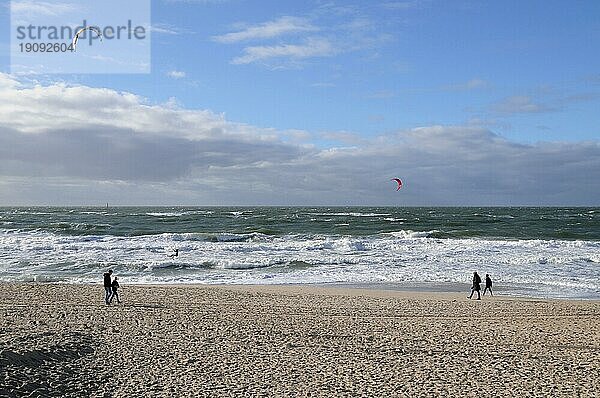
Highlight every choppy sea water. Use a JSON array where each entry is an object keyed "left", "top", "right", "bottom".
[{"left": 0, "top": 207, "right": 598, "bottom": 299}]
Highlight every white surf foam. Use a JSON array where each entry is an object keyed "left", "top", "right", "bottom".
[{"left": 0, "top": 230, "right": 598, "bottom": 298}]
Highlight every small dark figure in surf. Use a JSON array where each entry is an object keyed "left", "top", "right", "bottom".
[
  {"left": 103, "top": 269, "right": 113, "bottom": 305},
  {"left": 468, "top": 271, "right": 482, "bottom": 300},
  {"left": 168, "top": 248, "right": 179, "bottom": 259},
  {"left": 109, "top": 277, "right": 121, "bottom": 304},
  {"left": 483, "top": 274, "right": 493, "bottom": 296}
]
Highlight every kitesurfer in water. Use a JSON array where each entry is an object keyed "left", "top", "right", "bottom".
[{"left": 168, "top": 249, "right": 179, "bottom": 259}]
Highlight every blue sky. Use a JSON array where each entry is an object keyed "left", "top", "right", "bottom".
[
  {"left": 0, "top": 0, "right": 599, "bottom": 205},
  {"left": 5, "top": 0, "right": 599, "bottom": 140}
]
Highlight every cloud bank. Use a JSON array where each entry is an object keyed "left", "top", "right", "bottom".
[{"left": 0, "top": 74, "right": 598, "bottom": 205}]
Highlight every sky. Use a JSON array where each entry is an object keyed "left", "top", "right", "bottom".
[{"left": 0, "top": 0, "right": 599, "bottom": 206}]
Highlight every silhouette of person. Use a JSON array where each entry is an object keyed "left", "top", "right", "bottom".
[
  {"left": 483, "top": 274, "right": 493, "bottom": 296},
  {"left": 103, "top": 269, "right": 113, "bottom": 304},
  {"left": 468, "top": 271, "right": 482, "bottom": 300},
  {"left": 109, "top": 276, "right": 121, "bottom": 304},
  {"left": 168, "top": 248, "right": 179, "bottom": 259}
]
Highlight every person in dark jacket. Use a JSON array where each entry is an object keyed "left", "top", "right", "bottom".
[
  {"left": 483, "top": 274, "right": 493, "bottom": 296},
  {"left": 109, "top": 276, "right": 121, "bottom": 304},
  {"left": 103, "top": 270, "right": 113, "bottom": 304},
  {"left": 468, "top": 271, "right": 482, "bottom": 300}
]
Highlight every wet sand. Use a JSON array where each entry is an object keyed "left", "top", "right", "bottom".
[{"left": 1, "top": 283, "right": 599, "bottom": 397}]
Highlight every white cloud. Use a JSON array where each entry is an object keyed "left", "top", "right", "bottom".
[
  {"left": 163, "top": 0, "right": 229, "bottom": 3},
  {"left": 214, "top": 10, "right": 393, "bottom": 67},
  {"left": 213, "top": 16, "right": 317, "bottom": 43},
  {"left": 367, "top": 90, "right": 396, "bottom": 99},
  {"left": 232, "top": 38, "right": 337, "bottom": 65},
  {"left": 381, "top": 1, "right": 422, "bottom": 10},
  {"left": 444, "top": 78, "right": 490, "bottom": 91},
  {"left": 489, "top": 89, "right": 600, "bottom": 117},
  {"left": 492, "top": 95, "right": 555, "bottom": 114},
  {"left": 0, "top": 76, "right": 239, "bottom": 139},
  {"left": 465, "top": 78, "right": 489, "bottom": 89},
  {"left": 10, "top": 1, "right": 76, "bottom": 16},
  {"left": 311, "top": 82, "right": 336, "bottom": 88},
  {"left": 0, "top": 74, "right": 598, "bottom": 205},
  {"left": 151, "top": 23, "right": 182, "bottom": 35},
  {"left": 167, "top": 70, "right": 186, "bottom": 79},
  {"left": 320, "top": 131, "right": 365, "bottom": 145},
  {"left": 0, "top": 74, "right": 20, "bottom": 89}
]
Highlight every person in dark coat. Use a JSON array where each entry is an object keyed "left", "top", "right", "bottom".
[
  {"left": 468, "top": 271, "right": 482, "bottom": 300},
  {"left": 109, "top": 276, "right": 121, "bottom": 304},
  {"left": 103, "top": 270, "right": 113, "bottom": 304},
  {"left": 483, "top": 274, "right": 493, "bottom": 296}
]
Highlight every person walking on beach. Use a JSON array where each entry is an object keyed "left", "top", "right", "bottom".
[
  {"left": 109, "top": 276, "right": 121, "bottom": 304},
  {"left": 468, "top": 271, "right": 482, "bottom": 300},
  {"left": 483, "top": 274, "right": 493, "bottom": 296},
  {"left": 103, "top": 269, "right": 113, "bottom": 305}
]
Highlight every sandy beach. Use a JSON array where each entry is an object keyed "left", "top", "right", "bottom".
[{"left": 1, "top": 283, "right": 599, "bottom": 397}]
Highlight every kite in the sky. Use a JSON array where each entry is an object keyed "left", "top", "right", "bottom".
[
  {"left": 71, "top": 26, "right": 102, "bottom": 51},
  {"left": 391, "top": 178, "right": 403, "bottom": 191}
]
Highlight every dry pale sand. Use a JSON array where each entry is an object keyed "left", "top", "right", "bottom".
[{"left": 1, "top": 283, "right": 599, "bottom": 397}]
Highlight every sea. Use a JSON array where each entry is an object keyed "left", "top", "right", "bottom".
[{"left": 0, "top": 207, "right": 598, "bottom": 299}]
